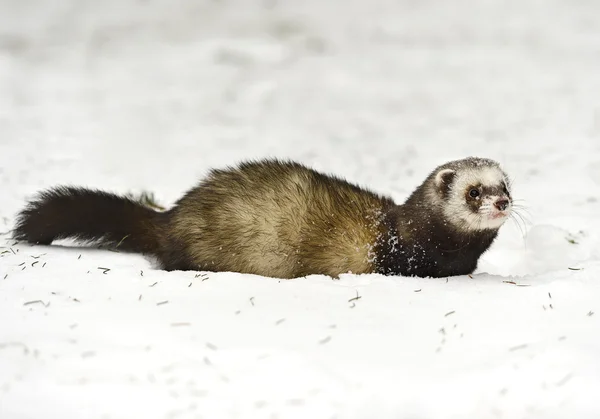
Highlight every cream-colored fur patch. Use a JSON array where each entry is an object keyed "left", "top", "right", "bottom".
[{"left": 442, "top": 165, "right": 511, "bottom": 231}]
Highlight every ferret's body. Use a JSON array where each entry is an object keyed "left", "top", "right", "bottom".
[
  {"left": 14, "top": 158, "right": 513, "bottom": 278},
  {"left": 163, "top": 161, "right": 393, "bottom": 277}
]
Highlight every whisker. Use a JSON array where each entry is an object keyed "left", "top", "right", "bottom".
[
  {"left": 512, "top": 207, "right": 532, "bottom": 223},
  {"left": 513, "top": 212, "right": 531, "bottom": 228},
  {"left": 512, "top": 208, "right": 532, "bottom": 218},
  {"left": 511, "top": 209, "right": 530, "bottom": 235},
  {"left": 510, "top": 213, "right": 526, "bottom": 240}
]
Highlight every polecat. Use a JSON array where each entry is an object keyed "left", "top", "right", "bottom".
[{"left": 13, "top": 157, "right": 513, "bottom": 278}]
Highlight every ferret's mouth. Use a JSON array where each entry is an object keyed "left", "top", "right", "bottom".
[
  {"left": 488, "top": 211, "right": 509, "bottom": 220},
  {"left": 472, "top": 210, "right": 510, "bottom": 230}
]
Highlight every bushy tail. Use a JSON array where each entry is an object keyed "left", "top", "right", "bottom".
[{"left": 13, "top": 186, "right": 165, "bottom": 254}]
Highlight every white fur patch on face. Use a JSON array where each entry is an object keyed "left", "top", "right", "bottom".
[
  {"left": 442, "top": 165, "right": 511, "bottom": 231},
  {"left": 475, "top": 167, "right": 507, "bottom": 187},
  {"left": 456, "top": 210, "right": 508, "bottom": 230}
]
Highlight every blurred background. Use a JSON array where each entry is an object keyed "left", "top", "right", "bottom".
[{"left": 1, "top": 0, "right": 599, "bottom": 219}]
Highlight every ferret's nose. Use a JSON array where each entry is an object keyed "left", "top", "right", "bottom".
[{"left": 494, "top": 199, "right": 509, "bottom": 211}]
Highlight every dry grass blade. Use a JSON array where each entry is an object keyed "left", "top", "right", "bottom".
[
  {"left": 509, "top": 343, "right": 528, "bottom": 351},
  {"left": 348, "top": 290, "right": 361, "bottom": 302},
  {"left": 23, "top": 300, "right": 50, "bottom": 307}
]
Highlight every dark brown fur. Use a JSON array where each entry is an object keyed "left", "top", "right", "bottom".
[{"left": 13, "top": 158, "right": 509, "bottom": 278}]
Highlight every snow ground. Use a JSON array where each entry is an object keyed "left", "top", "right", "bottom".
[{"left": 1, "top": 0, "right": 600, "bottom": 418}]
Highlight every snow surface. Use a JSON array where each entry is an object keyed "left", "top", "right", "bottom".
[{"left": 1, "top": 0, "right": 600, "bottom": 418}]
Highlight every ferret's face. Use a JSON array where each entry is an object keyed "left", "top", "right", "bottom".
[{"left": 435, "top": 164, "right": 512, "bottom": 231}]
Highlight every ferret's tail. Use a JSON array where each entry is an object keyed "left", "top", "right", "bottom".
[{"left": 13, "top": 186, "right": 164, "bottom": 254}]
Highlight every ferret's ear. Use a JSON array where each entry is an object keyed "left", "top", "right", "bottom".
[{"left": 434, "top": 169, "right": 455, "bottom": 194}]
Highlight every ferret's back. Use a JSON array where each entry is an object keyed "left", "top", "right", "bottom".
[{"left": 167, "top": 160, "right": 393, "bottom": 278}]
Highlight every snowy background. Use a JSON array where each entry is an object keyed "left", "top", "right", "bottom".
[{"left": 1, "top": 0, "right": 600, "bottom": 418}]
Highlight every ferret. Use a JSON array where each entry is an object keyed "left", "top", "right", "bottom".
[{"left": 13, "top": 157, "right": 513, "bottom": 279}]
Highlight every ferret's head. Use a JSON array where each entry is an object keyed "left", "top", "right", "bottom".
[{"left": 429, "top": 157, "right": 512, "bottom": 231}]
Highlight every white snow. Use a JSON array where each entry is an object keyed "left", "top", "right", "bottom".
[{"left": 1, "top": 0, "right": 600, "bottom": 418}]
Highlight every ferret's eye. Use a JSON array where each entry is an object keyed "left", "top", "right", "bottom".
[{"left": 469, "top": 189, "right": 480, "bottom": 198}]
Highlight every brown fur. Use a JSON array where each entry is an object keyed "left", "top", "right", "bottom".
[
  {"left": 13, "top": 158, "right": 511, "bottom": 279},
  {"left": 157, "top": 160, "right": 394, "bottom": 277}
]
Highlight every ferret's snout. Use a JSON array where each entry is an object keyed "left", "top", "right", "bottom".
[{"left": 494, "top": 198, "right": 510, "bottom": 211}]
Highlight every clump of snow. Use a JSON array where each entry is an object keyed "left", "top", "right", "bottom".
[{"left": 1, "top": 0, "right": 600, "bottom": 418}]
